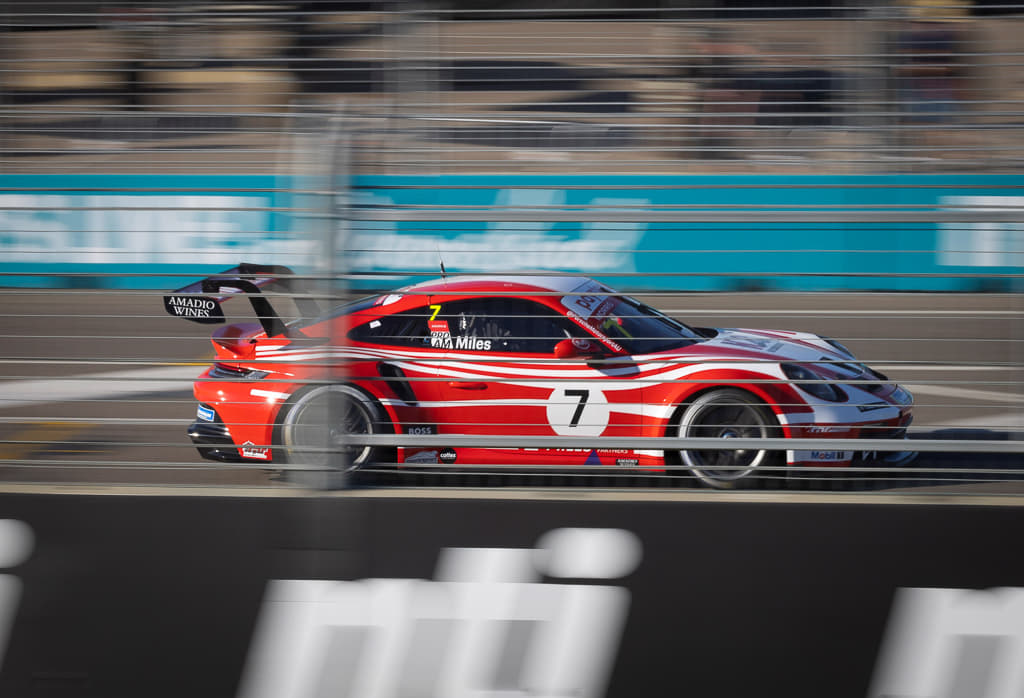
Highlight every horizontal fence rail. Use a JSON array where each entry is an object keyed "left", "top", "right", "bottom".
[{"left": 347, "top": 434, "right": 1022, "bottom": 453}]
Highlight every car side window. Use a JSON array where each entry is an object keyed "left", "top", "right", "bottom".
[
  {"left": 347, "top": 306, "right": 433, "bottom": 347},
  {"left": 439, "top": 298, "right": 584, "bottom": 353}
]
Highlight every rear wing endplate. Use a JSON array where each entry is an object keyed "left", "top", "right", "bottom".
[{"left": 163, "top": 263, "right": 321, "bottom": 337}]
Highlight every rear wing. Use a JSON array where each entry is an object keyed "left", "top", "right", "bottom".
[{"left": 163, "top": 263, "right": 322, "bottom": 337}]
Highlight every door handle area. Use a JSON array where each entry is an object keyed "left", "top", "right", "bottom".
[{"left": 448, "top": 381, "right": 487, "bottom": 390}]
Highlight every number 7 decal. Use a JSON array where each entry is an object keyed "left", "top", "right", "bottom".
[
  {"left": 565, "top": 389, "right": 589, "bottom": 428},
  {"left": 547, "top": 387, "right": 609, "bottom": 437}
]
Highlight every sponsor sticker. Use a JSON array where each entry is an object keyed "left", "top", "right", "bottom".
[
  {"left": 719, "top": 335, "right": 783, "bottom": 354},
  {"left": 560, "top": 280, "right": 614, "bottom": 319},
  {"left": 241, "top": 441, "right": 270, "bottom": 460},
  {"left": 804, "top": 425, "right": 853, "bottom": 435},
  {"left": 429, "top": 320, "right": 453, "bottom": 349},
  {"left": 439, "top": 448, "right": 457, "bottom": 464},
  {"left": 197, "top": 404, "right": 216, "bottom": 422},
  {"left": 616, "top": 458, "right": 640, "bottom": 467},
  {"left": 405, "top": 425, "right": 437, "bottom": 436},
  {"left": 404, "top": 449, "right": 439, "bottom": 464},
  {"left": 163, "top": 294, "right": 224, "bottom": 323},
  {"left": 563, "top": 309, "right": 624, "bottom": 354},
  {"left": 791, "top": 449, "right": 854, "bottom": 463},
  {"left": 809, "top": 450, "right": 852, "bottom": 461}
]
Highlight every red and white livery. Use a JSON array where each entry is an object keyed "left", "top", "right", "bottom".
[{"left": 166, "top": 264, "right": 915, "bottom": 488}]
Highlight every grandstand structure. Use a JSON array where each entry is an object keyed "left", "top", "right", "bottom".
[{"left": 1, "top": 1, "right": 1022, "bottom": 174}]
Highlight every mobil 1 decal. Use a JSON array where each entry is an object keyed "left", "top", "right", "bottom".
[{"left": 546, "top": 386, "right": 610, "bottom": 437}]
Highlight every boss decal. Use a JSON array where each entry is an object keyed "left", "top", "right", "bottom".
[{"left": 405, "top": 424, "right": 437, "bottom": 435}]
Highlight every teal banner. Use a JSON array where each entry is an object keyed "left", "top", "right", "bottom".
[
  {"left": 350, "top": 174, "right": 1024, "bottom": 292},
  {"left": 1, "top": 174, "right": 1021, "bottom": 291},
  {"left": 0, "top": 174, "right": 306, "bottom": 288}
]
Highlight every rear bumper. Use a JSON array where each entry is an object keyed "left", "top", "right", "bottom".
[{"left": 187, "top": 415, "right": 244, "bottom": 463}]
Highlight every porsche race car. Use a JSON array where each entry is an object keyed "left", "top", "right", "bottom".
[{"left": 165, "top": 264, "right": 916, "bottom": 488}]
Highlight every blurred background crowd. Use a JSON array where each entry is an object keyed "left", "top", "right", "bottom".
[{"left": 1, "top": 0, "right": 1021, "bottom": 174}]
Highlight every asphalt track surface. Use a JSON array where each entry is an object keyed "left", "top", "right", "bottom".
[{"left": 0, "top": 288, "right": 1021, "bottom": 494}]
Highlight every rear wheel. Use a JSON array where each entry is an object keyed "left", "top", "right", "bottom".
[
  {"left": 279, "top": 384, "right": 388, "bottom": 488},
  {"left": 673, "top": 389, "right": 780, "bottom": 489}
]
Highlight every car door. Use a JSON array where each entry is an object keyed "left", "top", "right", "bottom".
[
  {"left": 345, "top": 300, "right": 455, "bottom": 449},
  {"left": 427, "top": 296, "right": 641, "bottom": 466}
]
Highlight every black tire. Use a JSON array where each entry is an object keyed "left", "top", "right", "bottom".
[
  {"left": 279, "top": 384, "right": 388, "bottom": 489},
  {"left": 672, "top": 388, "right": 781, "bottom": 490}
]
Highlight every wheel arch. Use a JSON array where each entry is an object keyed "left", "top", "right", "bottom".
[
  {"left": 659, "top": 378, "right": 795, "bottom": 440},
  {"left": 270, "top": 380, "right": 396, "bottom": 463},
  {"left": 662, "top": 385, "right": 787, "bottom": 487},
  {"left": 660, "top": 383, "right": 790, "bottom": 468}
]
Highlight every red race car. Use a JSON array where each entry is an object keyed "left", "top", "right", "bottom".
[{"left": 165, "top": 264, "right": 915, "bottom": 488}]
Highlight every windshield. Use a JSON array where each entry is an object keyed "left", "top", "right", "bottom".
[{"left": 561, "top": 281, "right": 702, "bottom": 354}]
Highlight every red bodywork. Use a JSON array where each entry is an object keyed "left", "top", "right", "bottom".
[{"left": 178, "top": 273, "right": 913, "bottom": 472}]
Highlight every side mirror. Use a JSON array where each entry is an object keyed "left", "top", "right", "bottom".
[{"left": 554, "top": 338, "right": 607, "bottom": 360}]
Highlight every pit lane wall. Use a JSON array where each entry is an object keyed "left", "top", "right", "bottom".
[
  {"left": 1, "top": 173, "right": 1021, "bottom": 291},
  {"left": 0, "top": 490, "right": 1021, "bottom": 698}
]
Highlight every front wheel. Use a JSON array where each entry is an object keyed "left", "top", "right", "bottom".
[
  {"left": 279, "top": 384, "right": 388, "bottom": 488},
  {"left": 672, "top": 389, "right": 780, "bottom": 489}
]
